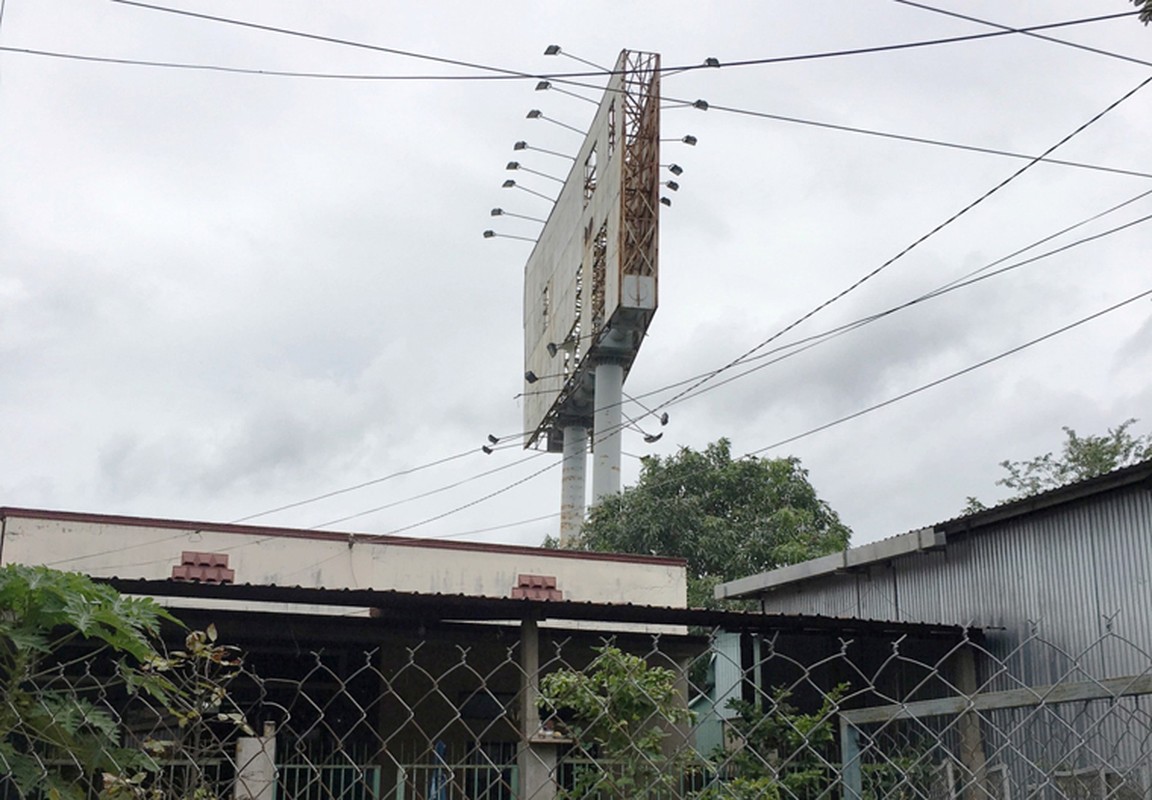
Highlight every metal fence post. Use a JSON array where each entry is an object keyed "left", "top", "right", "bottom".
[{"left": 840, "top": 717, "right": 862, "bottom": 800}]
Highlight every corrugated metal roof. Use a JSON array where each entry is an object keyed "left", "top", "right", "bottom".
[
  {"left": 102, "top": 577, "right": 971, "bottom": 638},
  {"left": 718, "top": 458, "right": 1152, "bottom": 600}
]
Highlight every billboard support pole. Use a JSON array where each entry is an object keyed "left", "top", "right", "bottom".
[
  {"left": 558, "top": 420, "right": 588, "bottom": 545},
  {"left": 591, "top": 351, "right": 626, "bottom": 506}
]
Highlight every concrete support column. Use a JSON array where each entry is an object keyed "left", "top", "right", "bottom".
[
  {"left": 518, "top": 616, "right": 557, "bottom": 800},
  {"left": 559, "top": 422, "right": 588, "bottom": 546},
  {"left": 235, "top": 721, "right": 276, "bottom": 800},
  {"left": 592, "top": 360, "right": 624, "bottom": 506},
  {"left": 955, "top": 645, "right": 988, "bottom": 800}
]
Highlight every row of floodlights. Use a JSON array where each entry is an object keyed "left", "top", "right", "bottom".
[{"left": 484, "top": 45, "right": 705, "bottom": 243}]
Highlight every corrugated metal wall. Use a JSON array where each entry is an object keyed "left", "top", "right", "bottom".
[
  {"left": 764, "top": 484, "right": 1152, "bottom": 792},
  {"left": 762, "top": 485, "right": 1152, "bottom": 682}
]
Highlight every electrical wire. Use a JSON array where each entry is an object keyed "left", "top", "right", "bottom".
[
  {"left": 665, "top": 209, "right": 1152, "bottom": 411},
  {"left": 230, "top": 448, "right": 479, "bottom": 522},
  {"left": 427, "top": 286, "right": 1152, "bottom": 545},
  {"left": 423, "top": 511, "right": 560, "bottom": 540},
  {"left": 521, "top": 187, "right": 1152, "bottom": 458},
  {"left": 108, "top": 1, "right": 1138, "bottom": 82},
  {"left": 746, "top": 287, "right": 1152, "bottom": 455},
  {"left": 660, "top": 97, "right": 1152, "bottom": 181},
  {"left": 365, "top": 460, "right": 561, "bottom": 536},
  {"left": 632, "top": 70, "right": 1152, "bottom": 427},
  {"left": 891, "top": 0, "right": 1152, "bottom": 70},
  {"left": 304, "top": 450, "right": 549, "bottom": 529}
]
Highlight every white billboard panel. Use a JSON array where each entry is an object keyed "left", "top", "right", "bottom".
[{"left": 522, "top": 50, "right": 661, "bottom": 449}]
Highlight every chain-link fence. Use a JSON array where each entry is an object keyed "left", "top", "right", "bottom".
[{"left": 3, "top": 605, "right": 1150, "bottom": 800}]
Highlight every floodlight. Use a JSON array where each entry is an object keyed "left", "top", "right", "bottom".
[
  {"left": 487, "top": 434, "right": 500, "bottom": 444},
  {"left": 512, "top": 141, "right": 576, "bottom": 161},
  {"left": 692, "top": 99, "right": 709, "bottom": 111},
  {"left": 506, "top": 162, "right": 564, "bottom": 183},
  {"left": 546, "top": 342, "right": 558, "bottom": 358},
  {"left": 525, "top": 370, "right": 539, "bottom": 384},
  {"left": 660, "top": 412, "right": 669, "bottom": 426},
  {"left": 484, "top": 230, "right": 539, "bottom": 243},
  {"left": 682, "top": 135, "right": 698, "bottom": 145},
  {"left": 541, "top": 44, "right": 607, "bottom": 71},
  {"left": 501, "top": 179, "right": 556, "bottom": 202},
  {"left": 660, "top": 197, "right": 672, "bottom": 207},
  {"left": 663, "top": 163, "right": 684, "bottom": 176},
  {"left": 535, "top": 80, "right": 598, "bottom": 105},
  {"left": 662, "top": 180, "right": 679, "bottom": 192},
  {"left": 526, "top": 110, "right": 585, "bottom": 135},
  {"left": 643, "top": 432, "right": 664, "bottom": 444},
  {"left": 482, "top": 445, "right": 494, "bottom": 455},
  {"left": 705, "top": 57, "right": 721, "bottom": 67},
  {"left": 490, "top": 208, "right": 546, "bottom": 223}
]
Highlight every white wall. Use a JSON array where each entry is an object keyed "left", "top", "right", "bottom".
[{"left": 0, "top": 510, "right": 687, "bottom": 610}]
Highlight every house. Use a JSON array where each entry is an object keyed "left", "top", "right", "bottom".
[
  {"left": 1, "top": 506, "right": 974, "bottom": 800},
  {"left": 716, "top": 459, "right": 1152, "bottom": 800}
]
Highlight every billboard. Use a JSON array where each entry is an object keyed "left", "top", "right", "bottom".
[{"left": 522, "top": 50, "right": 661, "bottom": 450}]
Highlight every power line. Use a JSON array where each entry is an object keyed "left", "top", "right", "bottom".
[
  {"left": 747, "top": 287, "right": 1152, "bottom": 455},
  {"left": 666, "top": 208, "right": 1152, "bottom": 411},
  {"left": 313, "top": 193, "right": 1152, "bottom": 538},
  {"left": 635, "top": 70, "right": 1152, "bottom": 425},
  {"left": 230, "top": 448, "right": 479, "bottom": 522},
  {"left": 102, "top": 1, "right": 1138, "bottom": 84},
  {"left": 663, "top": 98, "right": 1152, "bottom": 181},
  {"left": 443, "top": 286, "right": 1152, "bottom": 545},
  {"left": 400, "top": 192, "right": 1152, "bottom": 536},
  {"left": 304, "top": 451, "right": 548, "bottom": 529},
  {"left": 366, "top": 460, "right": 561, "bottom": 536},
  {"left": 891, "top": 0, "right": 1152, "bottom": 70}
]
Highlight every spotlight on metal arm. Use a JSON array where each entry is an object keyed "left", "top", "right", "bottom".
[
  {"left": 543, "top": 44, "right": 609, "bottom": 72},
  {"left": 526, "top": 109, "right": 585, "bottom": 135}
]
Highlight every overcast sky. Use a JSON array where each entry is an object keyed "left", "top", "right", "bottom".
[{"left": 2, "top": 1, "right": 1150, "bottom": 554}]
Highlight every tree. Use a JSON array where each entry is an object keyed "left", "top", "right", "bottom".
[
  {"left": 575, "top": 439, "right": 851, "bottom": 608},
  {"left": 964, "top": 419, "right": 1152, "bottom": 512},
  {"left": 0, "top": 565, "right": 249, "bottom": 800},
  {"left": 537, "top": 645, "right": 695, "bottom": 800},
  {"left": 1134, "top": 0, "right": 1152, "bottom": 24}
]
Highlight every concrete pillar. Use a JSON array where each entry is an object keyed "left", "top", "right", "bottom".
[
  {"left": 234, "top": 721, "right": 276, "bottom": 800},
  {"left": 955, "top": 645, "right": 988, "bottom": 800},
  {"left": 591, "top": 360, "right": 624, "bottom": 505},
  {"left": 518, "top": 617, "right": 558, "bottom": 800},
  {"left": 559, "top": 422, "right": 588, "bottom": 546}
]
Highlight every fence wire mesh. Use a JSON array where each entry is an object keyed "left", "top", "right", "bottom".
[{"left": 2, "top": 611, "right": 1150, "bottom": 800}]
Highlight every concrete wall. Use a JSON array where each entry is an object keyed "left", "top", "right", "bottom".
[{"left": 0, "top": 510, "right": 687, "bottom": 610}]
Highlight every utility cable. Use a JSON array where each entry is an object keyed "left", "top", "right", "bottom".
[
  {"left": 230, "top": 447, "right": 479, "bottom": 522},
  {"left": 634, "top": 71, "right": 1152, "bottom": 426},
  {"left": 660, "top": 97, "right": 1152, "bottom": 181},
  {"left": 235, "top": 195, "right": 1152, "bottom": 538},
  {"left": 357, "top": 460, "right": 561, "bottom": 536},
  {"left": 303, "top": 450, "right": 549, "bottom": 529},
  {"left": 892, "top": 0, "right": 1152, "bottom": 70},
  {"left": 437, "top": 286, "right": 1152, "bottom": 545},
  {"left": 109, "top": 1, "right": 1137, "bottom": 81},
  {"left": 666, "top": 208, "right": 1152, "bottom": 411},
  {"left": 523, "top": 187, "right": 1152, "bottom": 449},
  {"left": 746, "top": 287, "right": 1152, "bottom": 455}
]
